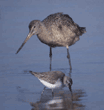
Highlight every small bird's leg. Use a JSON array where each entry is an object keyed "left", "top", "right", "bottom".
[
  {"left": 66, "top": 46, "right": 72, "bottom": 71},
  {"left": 52, "top": 89, "right": 54, "bottom": 97},
  {"left": 41, "top": 87, "right": 46, "bottom": 95},
  {"left": 49, "top": 47, "right": 52, "bottom": 71}
]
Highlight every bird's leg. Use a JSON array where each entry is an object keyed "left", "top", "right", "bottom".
[
  {"left": 49, "top": 47, "right": 52, "bottom": 71},
  {"left": 66, "top": 46, "right": 72, "bottom": 71},
  {"left": 49, "top": 47, "right": 52, "bottom": 57},
  {"left": 52, "top": 89, "right": 54, "bottom": 97},
  {"left": 41, "top": 87, "right": 46, "bottom": 95}
]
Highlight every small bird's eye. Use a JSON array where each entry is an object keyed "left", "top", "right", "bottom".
[{"left": 34, "top": 26, "right": 35, "bottom": 28}]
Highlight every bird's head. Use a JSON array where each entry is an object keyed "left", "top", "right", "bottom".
[
  {"left": 16, "top": 20, "right": 41, "bottom": 54},
  {"left": 29, "top": 20, "right": 41, "bottom": 35},
  {"left": 64, "top": 76, "right": 73, "bottom": 92}
]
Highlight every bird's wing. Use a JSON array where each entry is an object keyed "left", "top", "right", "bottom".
[
  {"left": 42, "top": 13, "right": 80, "bottom": 35},
  {"left": 43, "top": 13, "right": 74, "bottom": 28},
  {"left": 36, "top": 71, "right": 65, "bottom": 84}
]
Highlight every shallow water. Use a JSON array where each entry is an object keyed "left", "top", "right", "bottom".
[{"left": 0, "top": 0, "right": 104, "bottom": 110}]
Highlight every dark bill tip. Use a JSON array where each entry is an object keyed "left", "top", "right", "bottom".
[
  {"left": 15, "top": 32, "right": 33, "bottom": 54},
  {"left": 16, "top": 42, "right": 25, "bottom": 54},
  {"left": 69, "top": 84, "right": 72, "bottom": 93}
]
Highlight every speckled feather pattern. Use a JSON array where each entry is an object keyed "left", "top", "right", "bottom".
[
  {"left": 30, "top": 71, "right": 65, "bottom": 84},
  {"left": 16, "top": 12, "right": 86, "bottom": 54},
  {"left": 29, "top": 12, "right": 86, "bottom": 47}
]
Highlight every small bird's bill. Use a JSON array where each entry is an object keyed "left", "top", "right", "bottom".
[
  {"left": 68, "top": 84, "right": 72, "bottom": 93},
  {"left": 16, "top": 32, "right": 33, "bottom": 54}
]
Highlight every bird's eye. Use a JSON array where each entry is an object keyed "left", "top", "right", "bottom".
[{"left": 34, "top": 26, "right": 35, "bottom": 28}]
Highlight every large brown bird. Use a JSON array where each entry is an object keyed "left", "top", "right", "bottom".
[{"left": 16, "top": 12, "right": 86, "bottom": 71}]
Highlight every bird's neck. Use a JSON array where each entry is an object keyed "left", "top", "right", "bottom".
[
  {"left": 37, "top": 22, "right": 50, "bottom": 39},
  {"left": 63, "top": 76, "right": 68, "bottom": 85},
  {"left": 61, "top": 76, "right": 65, "bottom": 85}
]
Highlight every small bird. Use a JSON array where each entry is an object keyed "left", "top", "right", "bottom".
[
  {"left": 16, "top": 12, "right": 86, "bottom": 70},
  {"left": 29, "top": 71, "right": 73, "bottom": 96}
]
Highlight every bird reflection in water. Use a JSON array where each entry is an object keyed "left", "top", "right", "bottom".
[
  {"left": 30, "top": 89, "right": 85, "bottom": 110},
  {"left": 28, "top": 70, "right": 86, "bottom": 110}
]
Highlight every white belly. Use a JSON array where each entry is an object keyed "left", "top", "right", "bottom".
[{"left": 39, "top": 79, "right": 62, "bottom": 89}]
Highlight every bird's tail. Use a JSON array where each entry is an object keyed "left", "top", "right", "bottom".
[
  {"left": 80, "top": 27, "right": 86, "bottom": 35},
  {"left": 29, "top": 71, "right": 36, "bottom": 76}
]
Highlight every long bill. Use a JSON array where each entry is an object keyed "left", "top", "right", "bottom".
[{"left": 16, "top": 32, "right": 33, "bottom": 54}]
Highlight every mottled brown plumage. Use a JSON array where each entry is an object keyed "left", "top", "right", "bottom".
[{"left": 16, "top": 12, "right": 86, "bottom": 70}]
